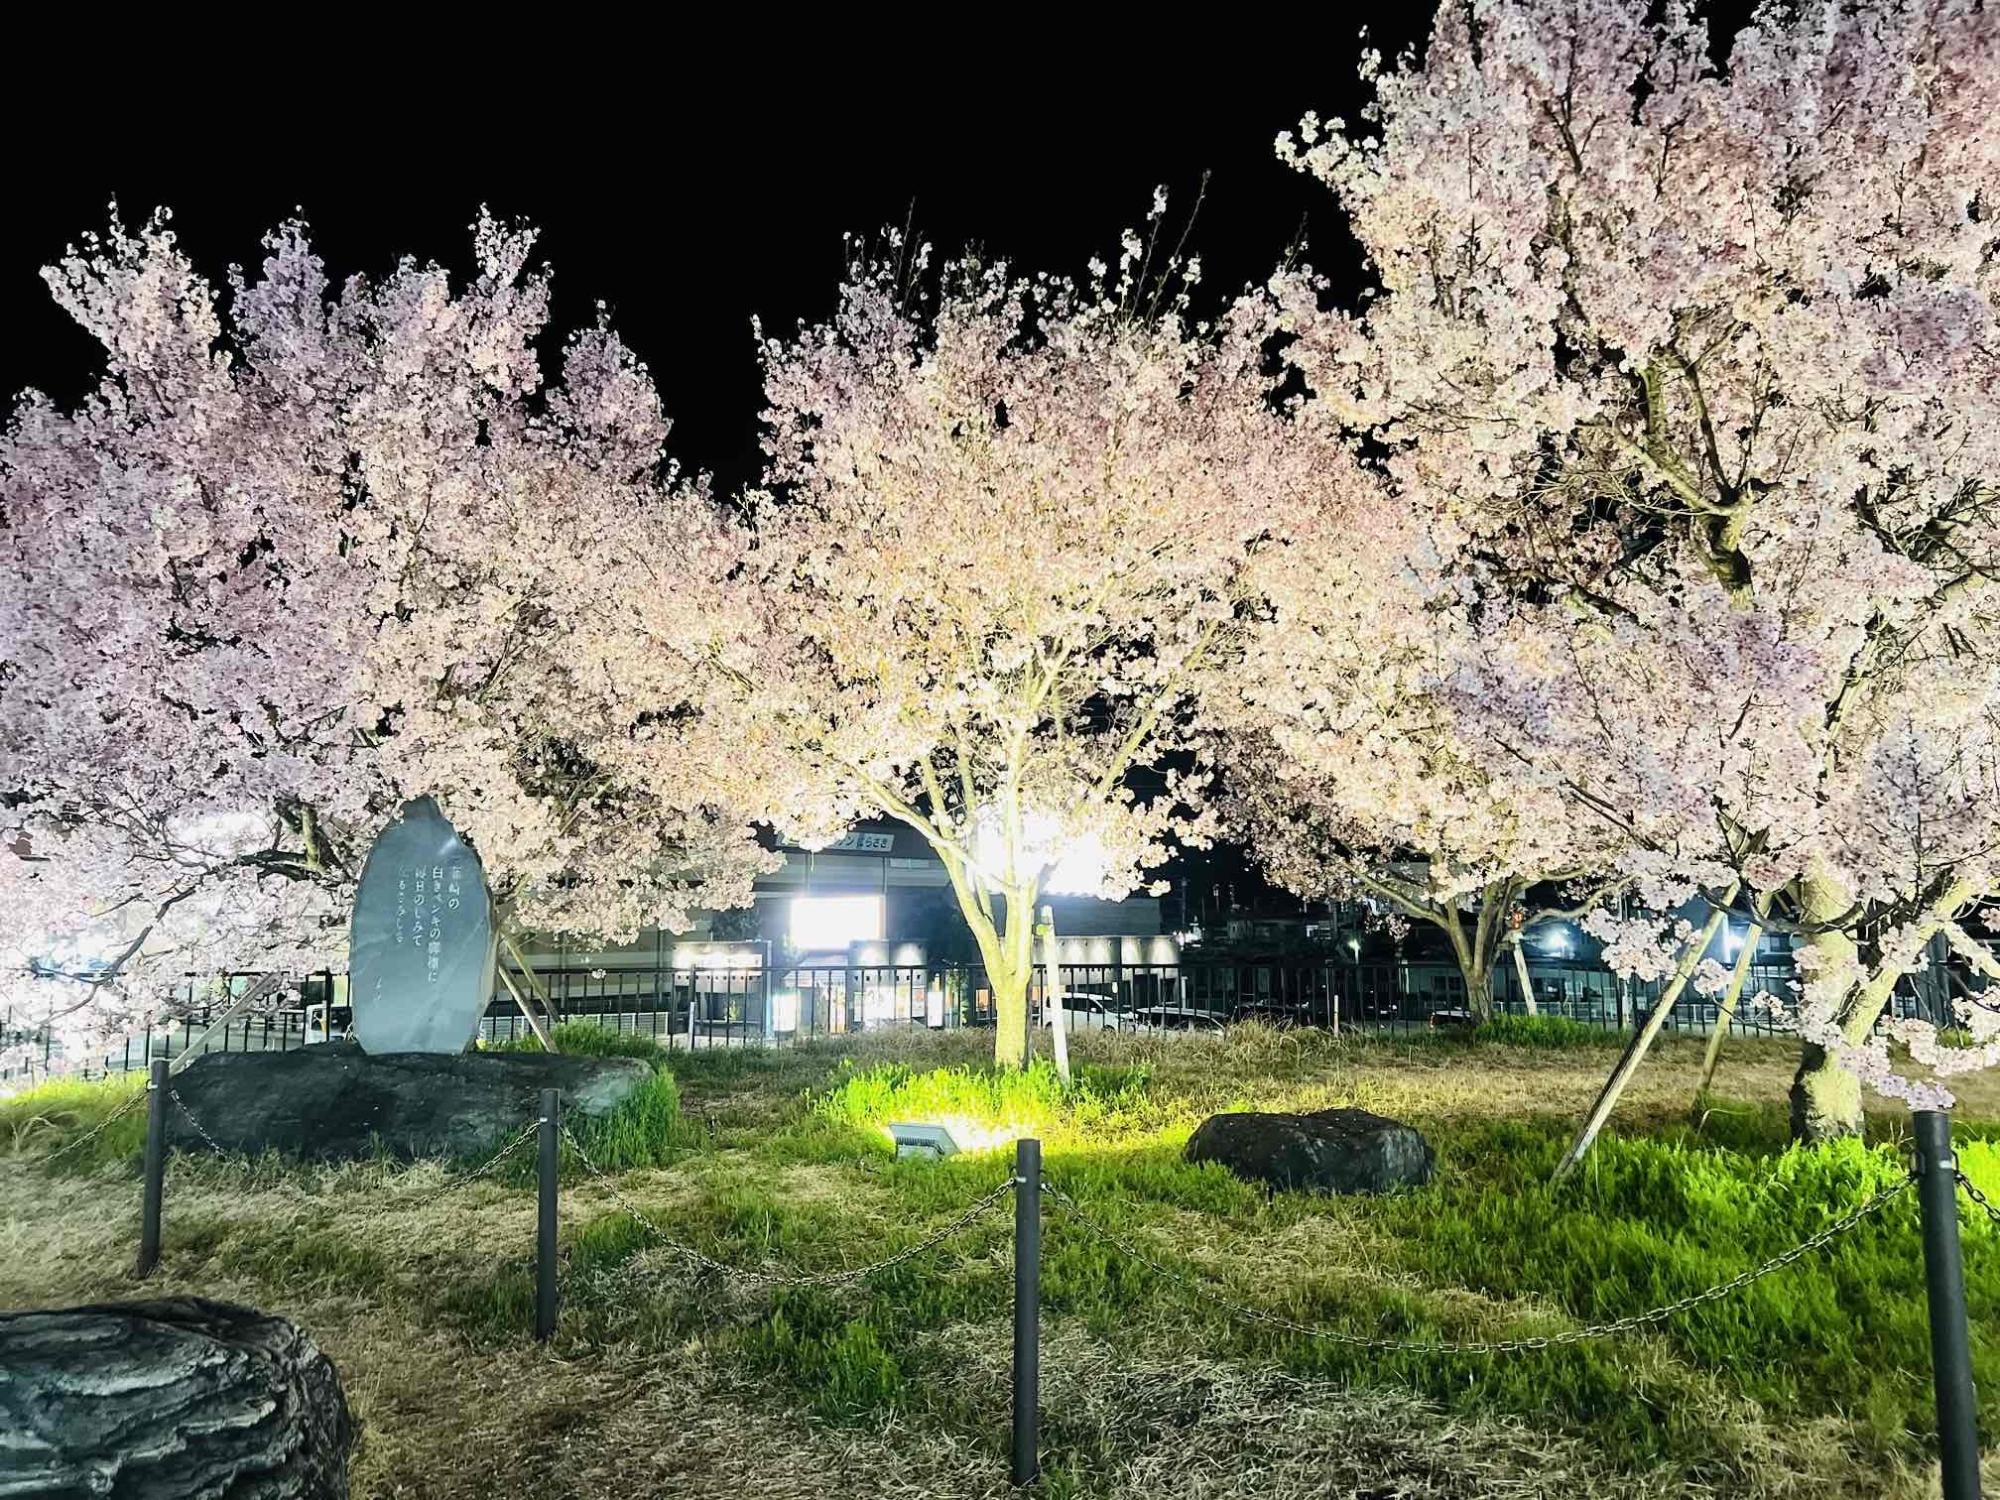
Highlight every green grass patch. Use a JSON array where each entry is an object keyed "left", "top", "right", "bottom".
[
  {"left": 805, "top": 1057, "right": 1154, "bottom": 1150},
  {"left": 563, "top": 1066, "right": 696, "bottom": 1172},
  {"left": 491, "top": 1019, "right": 671, "bottom": 1059},
  {"left": 1, "top": 1071, "right": 149, "bottom": 1171},
  {"left": 743, "top": 1290, "right": 907, "bottom": 1419},
  {"left": 1471, "top": 1013, "right": 1609, "bottom": 1048},
  {"left": 555, "top": 1041, "right": 2000, "bottom": 1481}
]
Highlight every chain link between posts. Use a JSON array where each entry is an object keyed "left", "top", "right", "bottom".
[
  {"left": 29, "top": 1083, "right": 151, "bottom": 1165},
  {"left": 561, "top": 1120, "right": 1018, "bottom": 1288},
  {"left": 79, "top": 1081, "right": 1990, "bottom": 1342},
  {"left": 163, "top": 1087, "right": 541, "bottom": 1193},
  {"left": 1955, "top": 1169, "right": 2000, "bottom": 1230},
  {"left": 167, "top": 1089, "right": 231, "bottom": 1158},
  {"left": 1040, "top": 1173, "right": 1916, "bottom": 1355}
]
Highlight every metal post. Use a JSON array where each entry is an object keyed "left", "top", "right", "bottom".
[
  {"left": 536, "top": 1089, "right": 560, "bottom": 1342},
  {"left": 761, "top": 939, "right": 775, "bottom": 1042},
  {"left": 1011, "top": 1137, "right": 1041, "bottom": 1488},
  {"left": 1914, "top": 1111, "right": 1982, "bottom": 1500},
  {"left": 136, "top": 1059, "right": 168, "bottom": 1278}
]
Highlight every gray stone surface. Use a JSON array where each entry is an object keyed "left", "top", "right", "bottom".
[
  {"left": 0, "top": 1297, "right": 351, "bottom": 1499},
  {"left": 167, "top": 1043, "right": 651, "bottom": 1161},
  {"left": 1184, "top": 1107, "right": 1435, "bottom": 1195},
  {"left": 348, "top": 797, "right": 497, "bottom": 1055}
]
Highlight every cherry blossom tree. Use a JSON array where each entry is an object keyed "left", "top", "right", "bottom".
[
  {"left": 1207, "top": 477, "right": 1629, "bottom": 1017},
  {"left": 2, "top": 210, "right": 773, "bottom": 1075},
  {"left": 1274, "top": 0, "right": 2000, "bottom": 1138},
  {"left": 742, "top": 219, "right": 1327, "bottom": 1067}
]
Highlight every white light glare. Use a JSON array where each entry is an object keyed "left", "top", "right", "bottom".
[
  {"left": 790, "top": 895, "right": 883, "bottom": 950},
  {"left": 974, "top": 810, "right": 1110, "bottom": 895}
]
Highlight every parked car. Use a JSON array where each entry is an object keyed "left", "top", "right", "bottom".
[
  {"left": 1231, "top": 997, "right": 1316, "bottom": 1028},
  {"left": 1427, "top": 1007, "right": 1479, "bottom": 1032},
  {"left": 1044, "top": 992, "right": 1125, "bottom": 1031},
  {"left": 1125, "top": 1004, "right": 1228, "bottom": 1033}
]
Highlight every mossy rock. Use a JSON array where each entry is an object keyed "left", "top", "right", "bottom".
[
  {"left": 167, "top": 1042, "right": 649, "bottom": 1161},
  {"left": 1185, "top": 1106, "right": 1435, "bottom": 1195}
]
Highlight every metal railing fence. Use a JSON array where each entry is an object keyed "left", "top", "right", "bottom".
[{"left": 9, "top": 951, "right": 1969, "bottom": 1084}]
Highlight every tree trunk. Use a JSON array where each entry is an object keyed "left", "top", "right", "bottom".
[
  {"left": 1441, "top": 889, "right": 1511, "bottom": 1021},
  {"left": 987, "top": 884, "right": 1040, "bottom": 1071},
  {"left": 1463, "top": 964, "right": 1494, "bottom": 1019},
  {"left": 1790, "top": 1038, "right": 1864, "bottom": 1142},
  {"left": 991, "top": 963, "right": 1028, "bottom": 1071},
  {"left": 1553, "top": 896, "right": 1734, "bottom": 1182},
  {"left": 933, "top": 847, "right": 1039, "bottom": 1072},
  {"left": 0, "top": 1297, "right": 353, "bottom": 1498},
  {"left": 1787, "top": 871, "right": 1869, "bottom": 1142},
  {"left": 1787, "top": 872, "right": 1978, "bottom": 1142}
]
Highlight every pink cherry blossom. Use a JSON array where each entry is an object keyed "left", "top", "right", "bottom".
[
  {"left": 2, "top": 210, "right": 775, "bottom": 1075},
  {"left": 1274, "top": 0, "right": 1999, "bottom": 1133}
]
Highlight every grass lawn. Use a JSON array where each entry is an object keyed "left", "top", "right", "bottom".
[{"left": 4, "top": 1022, "right": 1998, "bottom": 1498}]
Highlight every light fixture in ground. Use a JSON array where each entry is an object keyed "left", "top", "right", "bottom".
[{"left": 886, "top": 1122, "right": 960, "bottom": 1161}]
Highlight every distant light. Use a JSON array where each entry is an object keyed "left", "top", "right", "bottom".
[
  {"left": 1541, "top": 929, "right": 1573, "bottom": 958},
  {"left": 975, "top": 810, "right": 1109, "bottom": 895},
  {"left": 1347, "top": 936, "right": 1361, "bottom": 957},
  {"left": 1722, "top": 926, "right": 1744, "bottom": 960},
  {"left": 886, "top": 1122, "right": 959, "bottom": 1161},
  {"left": 791, "top": 894, "right": 882, "bottom": 950}
]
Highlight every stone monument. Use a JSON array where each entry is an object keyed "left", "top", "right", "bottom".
[
  {"left": 164, "top": 795, "right": 654, "bottom": 1162},
  {"left": 348, "top": 796, "right": 498, "bottom": 1054}
]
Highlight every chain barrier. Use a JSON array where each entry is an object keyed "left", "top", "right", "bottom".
[
  {"left": 448, "top": 1122, "right": 541, "bottom": 1187},
  {"left": 1955, "top": 1169, "right": 2000, "bottom": 1230},
  {"left": 167, "top": 1089, "right": 231, "bottom": 1157},
  {"left": 1041, "top": 1173, "right": 1915, "bottom": 1355},
  {"left": 26, "top": 1084, "right": 151, "bottom": 1166},
  {"left": 561, "top": 1120, "right": 1017, "bottom": 1288}
]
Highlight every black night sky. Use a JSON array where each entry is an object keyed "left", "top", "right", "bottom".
[{"left": 0, "top": 37, "right": 1436, "bottom": 498}]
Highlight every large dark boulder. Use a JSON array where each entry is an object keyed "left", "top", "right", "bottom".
[
  {"left": 1185, "top": 1107, "right": 1435, "bottom": 1195},
  {"left": 167, "top": 1041, "right": 650, "bottom": 1161},
  {"left": 0, "top": 1297, "right": 351, "bottom": 1498}
]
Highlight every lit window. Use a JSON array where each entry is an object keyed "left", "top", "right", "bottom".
[{"left": 790, "top": 895, "right": 883, "bottom": 950}]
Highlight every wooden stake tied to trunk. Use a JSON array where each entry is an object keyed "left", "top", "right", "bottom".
[
  {"left": 1039, "top": 905, "right": 1070, "bottom": 1087},
  {"left": 1553, "top": 890, "right": 1738, "bottom": 1182}
]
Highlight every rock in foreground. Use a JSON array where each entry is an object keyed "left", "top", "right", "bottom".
[
  {"left": 1185, "top": 1107, "right": 1435, "bottom": 1195},
  {"left": 168, "top": 1041, "right": 650, "bottom": 1161},
  {"left": 0, "top": 1297, "right": 351, "bottom": 1499}
]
